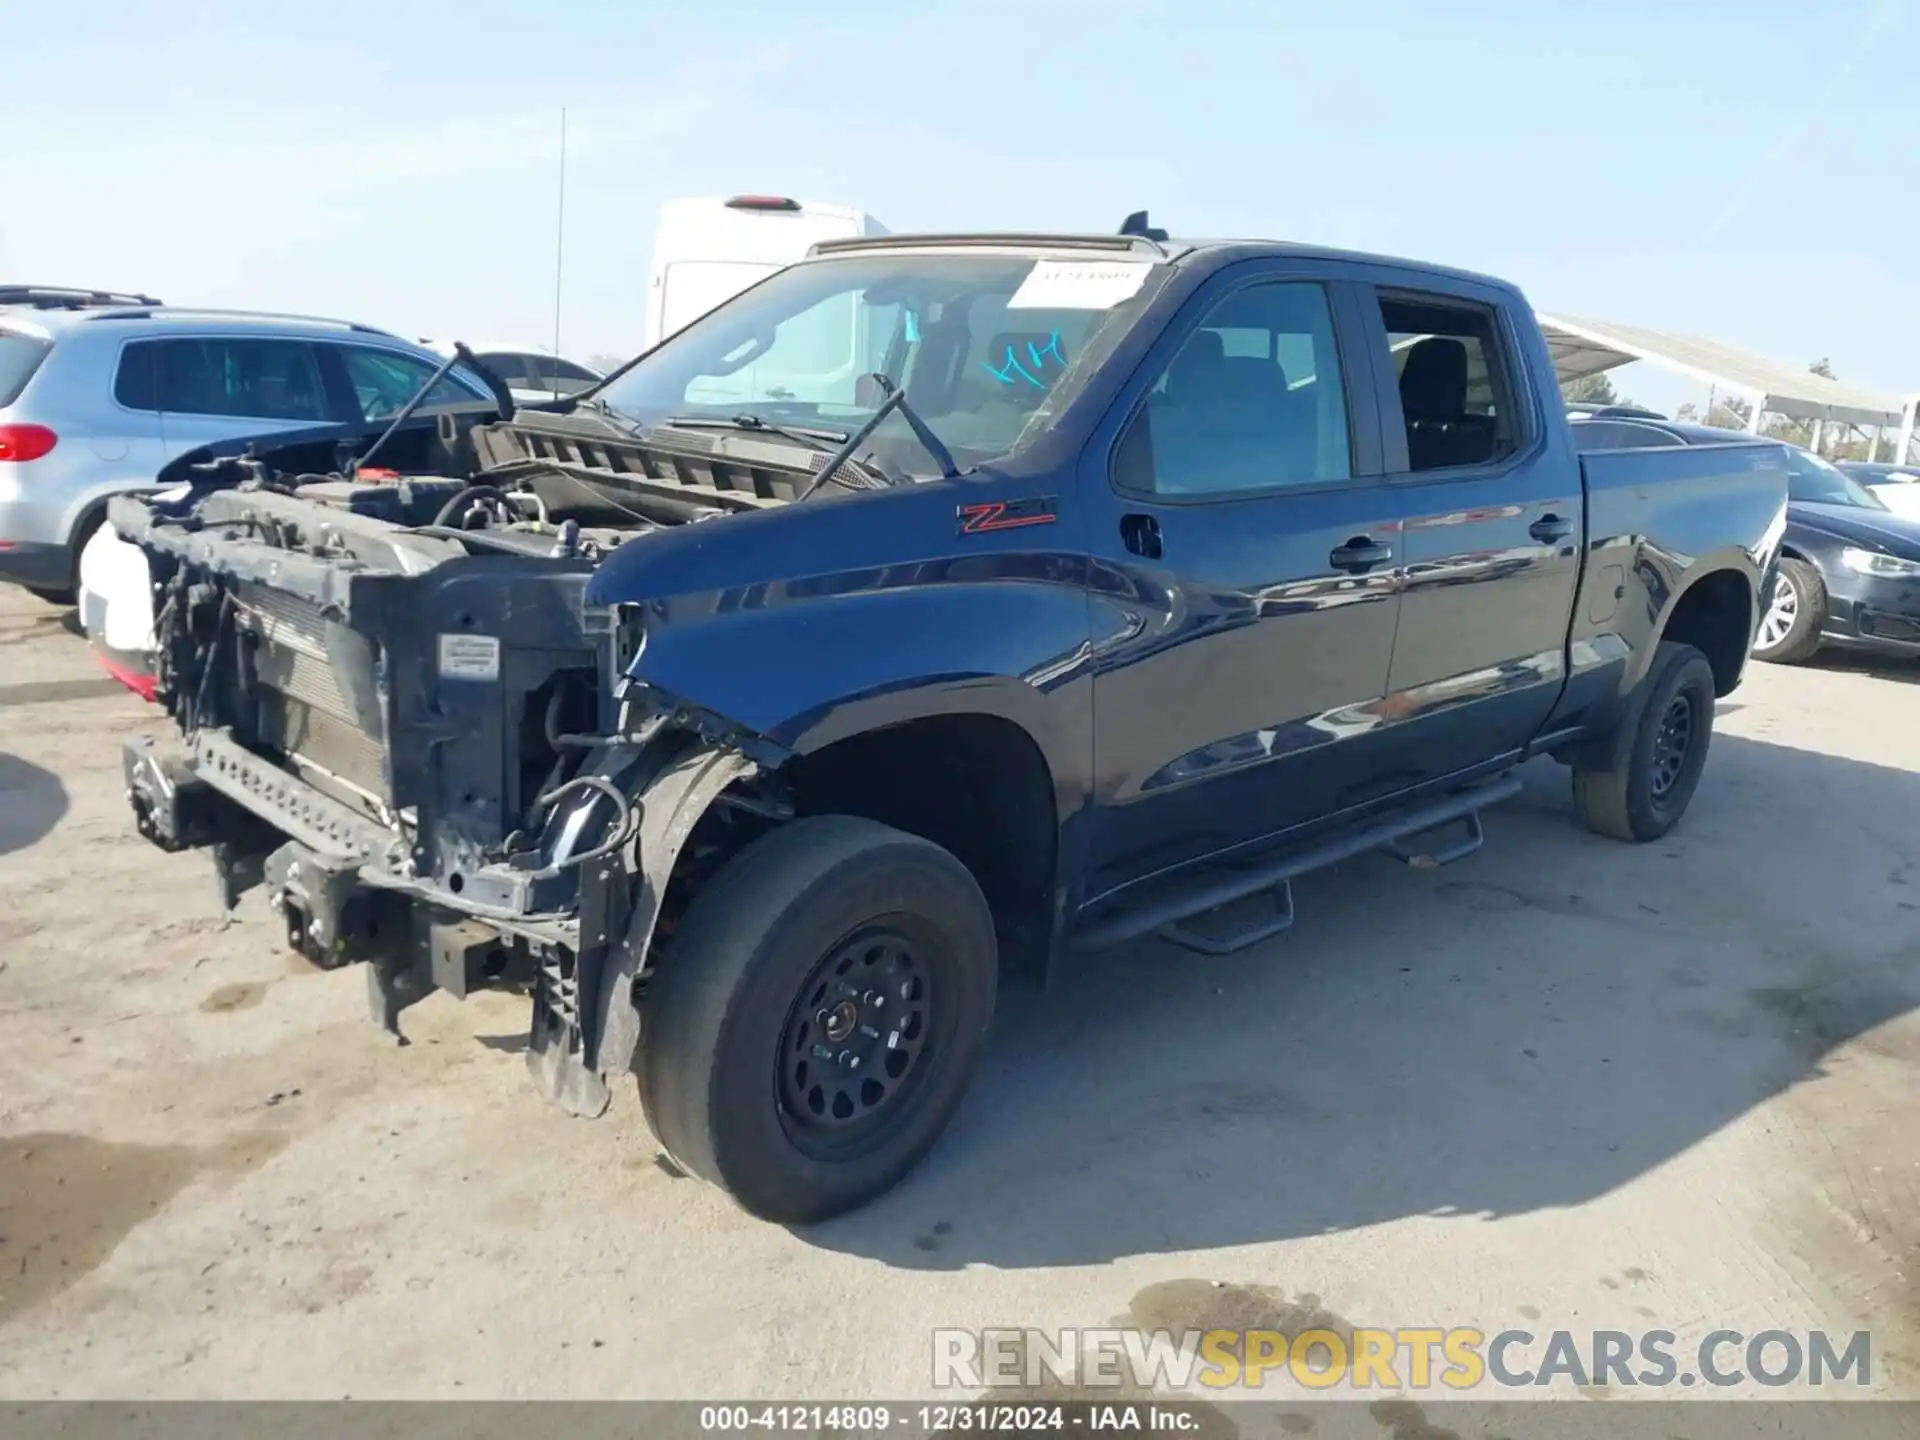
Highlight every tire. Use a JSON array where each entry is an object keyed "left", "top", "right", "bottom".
[
  {"left": 1572, "top": 641, "right": 1717, "bottom": 843},
  {"left": 637, "top": 815, "right": 998, "bottom": 1224},
  {"left": 1751, "top": 557, "right": 1825, "bottom": 664}
]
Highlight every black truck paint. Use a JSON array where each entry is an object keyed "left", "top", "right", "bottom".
[{"left": 113, "top": 231, "right": 1789, "bottom": 1220}]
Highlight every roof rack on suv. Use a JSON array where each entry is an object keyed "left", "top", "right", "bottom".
[
  {"left": 0, "top": 284, "right": 164, "bottom": 309},
  {"left": 809, "top": 231, "right": 1172, "bottom": 260},
  {"left": 81, "top": 307, "right": 396, "bottom": 337}
]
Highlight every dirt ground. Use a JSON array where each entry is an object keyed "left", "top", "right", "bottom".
[{"left": 1, "top": 582, "right": 1915, "bottom": 1405}]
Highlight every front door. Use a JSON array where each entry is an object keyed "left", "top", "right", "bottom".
[{"left": 1083, "top": 268, "right": 1407, "bottom": 901}]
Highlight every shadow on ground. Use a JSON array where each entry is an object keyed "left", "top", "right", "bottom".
[
  {"left": 801, "top": 734, "right": 1920, "bottom": 1269},
  {"left": 0, "top": 754, "right": 69, "bottom": 856},
  {"left": 1805, "top": 648, "right": 1920, "bottom": 685}
]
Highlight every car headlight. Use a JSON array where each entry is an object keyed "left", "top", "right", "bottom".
[{"left": 1841, "top": 546, "right": 1920, "bottom": 578}]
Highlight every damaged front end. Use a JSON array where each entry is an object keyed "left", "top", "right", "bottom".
[{"left": 115, "top": 436, "right": 804, "bottom": 1116}]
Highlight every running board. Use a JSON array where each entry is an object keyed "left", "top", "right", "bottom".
[{"left": 1071, "top": 772, "right": 1524, "bottom": 956}]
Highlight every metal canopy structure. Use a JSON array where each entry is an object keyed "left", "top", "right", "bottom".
[{"left": 1537, "top": 313, "right": 1907, "bottom": 450}]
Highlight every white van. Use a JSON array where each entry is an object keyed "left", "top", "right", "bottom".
[{"left": 644, "top": 196, "right": 888, "bottom": 349}]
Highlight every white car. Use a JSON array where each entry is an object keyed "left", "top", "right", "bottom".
[
  {"left": 419, "top": 340, "right": 602, "bottom": 407},
  {"left": 77, "top": 491, "right": 172, "bottom": 697},
  {"left": 1851, "top": 467, "right": 1920, "bottom": 521}
]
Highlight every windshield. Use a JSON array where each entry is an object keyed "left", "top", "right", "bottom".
[
  {"left": 597, "top": 250, "right": 1166, "bottom": 474},
  {"left": 1788, "top": 448, "right": 1886, "bottom": 510}
]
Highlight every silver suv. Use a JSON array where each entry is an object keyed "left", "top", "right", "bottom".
[{"left": 0, "top": 287, "right": 495, "bottom": 601}]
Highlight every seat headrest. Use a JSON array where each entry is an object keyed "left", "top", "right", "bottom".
[
  {"left": 1399, "top": 338, "right": 1469, "bottom": 423},
  {"left": 1164, "top": 330, "right": 1229, "bottom": 400}
]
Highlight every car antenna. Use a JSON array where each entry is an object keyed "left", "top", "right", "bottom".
[{"left": 1119, "top": 210, "right": 1169, "bottom": 243}]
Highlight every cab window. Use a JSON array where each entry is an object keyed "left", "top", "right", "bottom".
[{"left": 1115, "top": 281, "right": 1354, "bottom": 497}]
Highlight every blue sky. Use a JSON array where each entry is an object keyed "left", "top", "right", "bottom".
[{"left": 7, "top": 0, "right": 1914, "bottom": 412}]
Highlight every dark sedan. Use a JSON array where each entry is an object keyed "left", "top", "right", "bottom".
[{"left": 1573, "top": 415, "right": 1920, "bottom": 664}]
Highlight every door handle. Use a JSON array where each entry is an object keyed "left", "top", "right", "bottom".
[
  {"left": 1120, "top": 513, "right": 1163, "bottom": 560},
  {"left": 1329, "top": 536, "right": 1393, "bottom": 573},
  {"left": 1529, "top": 513, "right": 1574, "bottom": 544}
]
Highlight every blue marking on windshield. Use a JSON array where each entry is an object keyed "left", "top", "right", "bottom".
[
  {"left": 1028, "top": 330, "right": 1065, "bottom": 369},
  {"left": 984, "top": 330, "right": 1067, "bottom": 390},
  {"left": 985, "top": 351, "right": 1047, "bottom": 389}
]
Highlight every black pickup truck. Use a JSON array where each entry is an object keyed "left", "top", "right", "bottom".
[{"left": 113, "top": 227, "right": 1789, "bottom": 1222}]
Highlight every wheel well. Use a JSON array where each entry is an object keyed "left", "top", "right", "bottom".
[
  {"left": 1661, "top": 568, "right": 1752, "bottom": 696},
  {"left": 779, "top": 714, "right": 1059, "bottom": 976}
]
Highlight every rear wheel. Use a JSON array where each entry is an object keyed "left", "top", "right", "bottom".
[
  {"left": 1573, "top": 641, "right": 1717, "bottom": 843},
  {"left": 1751, "top": 557, "right": 1825, "bottom": 664},
  {"left": 637, "top": 815, "right": 997, "bottom": 1223}
]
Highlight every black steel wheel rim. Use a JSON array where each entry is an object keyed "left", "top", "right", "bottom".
[
  {"left": 777, "top": 923, "right": 935, "bottom": 1158},
  {"left": 1650, "top": 691, "right": 1694, "bottom": 799}
]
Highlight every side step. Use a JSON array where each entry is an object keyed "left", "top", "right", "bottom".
[{"left": 1072, "top": 772, "right": 1523, "bottom": 956}]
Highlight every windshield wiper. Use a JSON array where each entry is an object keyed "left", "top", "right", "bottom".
[
  {"left": 562, "top": 394, "right": 648, "bottom": 439},
  {"left": 797, "top": 377, "right": 960, "bottom": 500},
  {"left": 665, "top": 413, "right": 851, "bottom": 446},
  {"left": 667, "top": 413, "right": 897, "bottom": 492}
]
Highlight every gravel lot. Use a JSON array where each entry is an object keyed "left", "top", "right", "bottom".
[{"left": 1, "top": 581, "right": 1915, "bottom": 1404}]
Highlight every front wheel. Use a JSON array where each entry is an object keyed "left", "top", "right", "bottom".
[
  {"left": 1752, "top": 557, "right": 1826, "bottom": 664},
  {"left": 1572, "top": 641, "right": 1717, "bottom": 843},
  {"left": 637, "top": 815, "right": 998, "bottom": 1224}
]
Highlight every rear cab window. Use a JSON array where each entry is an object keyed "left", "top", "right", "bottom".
[
  {"left": 1376, "top": 292, "right": 1525, "bottom": 473},
  {"left": 0, "top": 328, "right": 54, "bottom": 408}
]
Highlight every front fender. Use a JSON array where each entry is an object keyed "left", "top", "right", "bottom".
[{"left": 588, "top": 476, "right": 1098, "bottom": 815}]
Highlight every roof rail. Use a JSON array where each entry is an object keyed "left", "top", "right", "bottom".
[
  {"left": 808, "top": 231, "right": 1170, "bottom": 260},
  {"left": 83, "top": 307, "right": 397, "bottom": 336},
  {"left": 0, "top": 284, "right": 163, "bottom": 309}
]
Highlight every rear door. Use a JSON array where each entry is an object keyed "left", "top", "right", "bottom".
[
  {"left": 129, "top": 335, "right": 336, "bottom": 459},
  {"left": 1083, "top": 260, "right": 1407, "bottom": 900},
  {"left": 1354, "top": 279, "right": 1582, "bottom": 785}
]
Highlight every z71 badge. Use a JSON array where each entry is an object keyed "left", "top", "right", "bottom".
[{"left": 956, "top": 496, "right": 1058, "bottom": 535}]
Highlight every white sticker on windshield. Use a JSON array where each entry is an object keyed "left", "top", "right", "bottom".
[
  {"left": 438, "top": 632, "right": 500, "bottom": 681},
  {"left": 1007, "top": 259, "right": 1152, "bottom": 311}
]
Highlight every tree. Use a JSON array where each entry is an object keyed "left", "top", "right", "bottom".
[
  {"left": 1810, "top": 357, "right": 1836, "bottom": 380},
  {"left": 1563, "top": 373, "right": 1619, "bottom": 406},
  {"left": 1675, "top": 402, "right": 1699, "bottom": 422},
  {"left": 1705, "top": 395, "right": 1753, "bottom": 431},
  {"left": 589, "top": 353, "right": 626, "bottom": 374}
]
